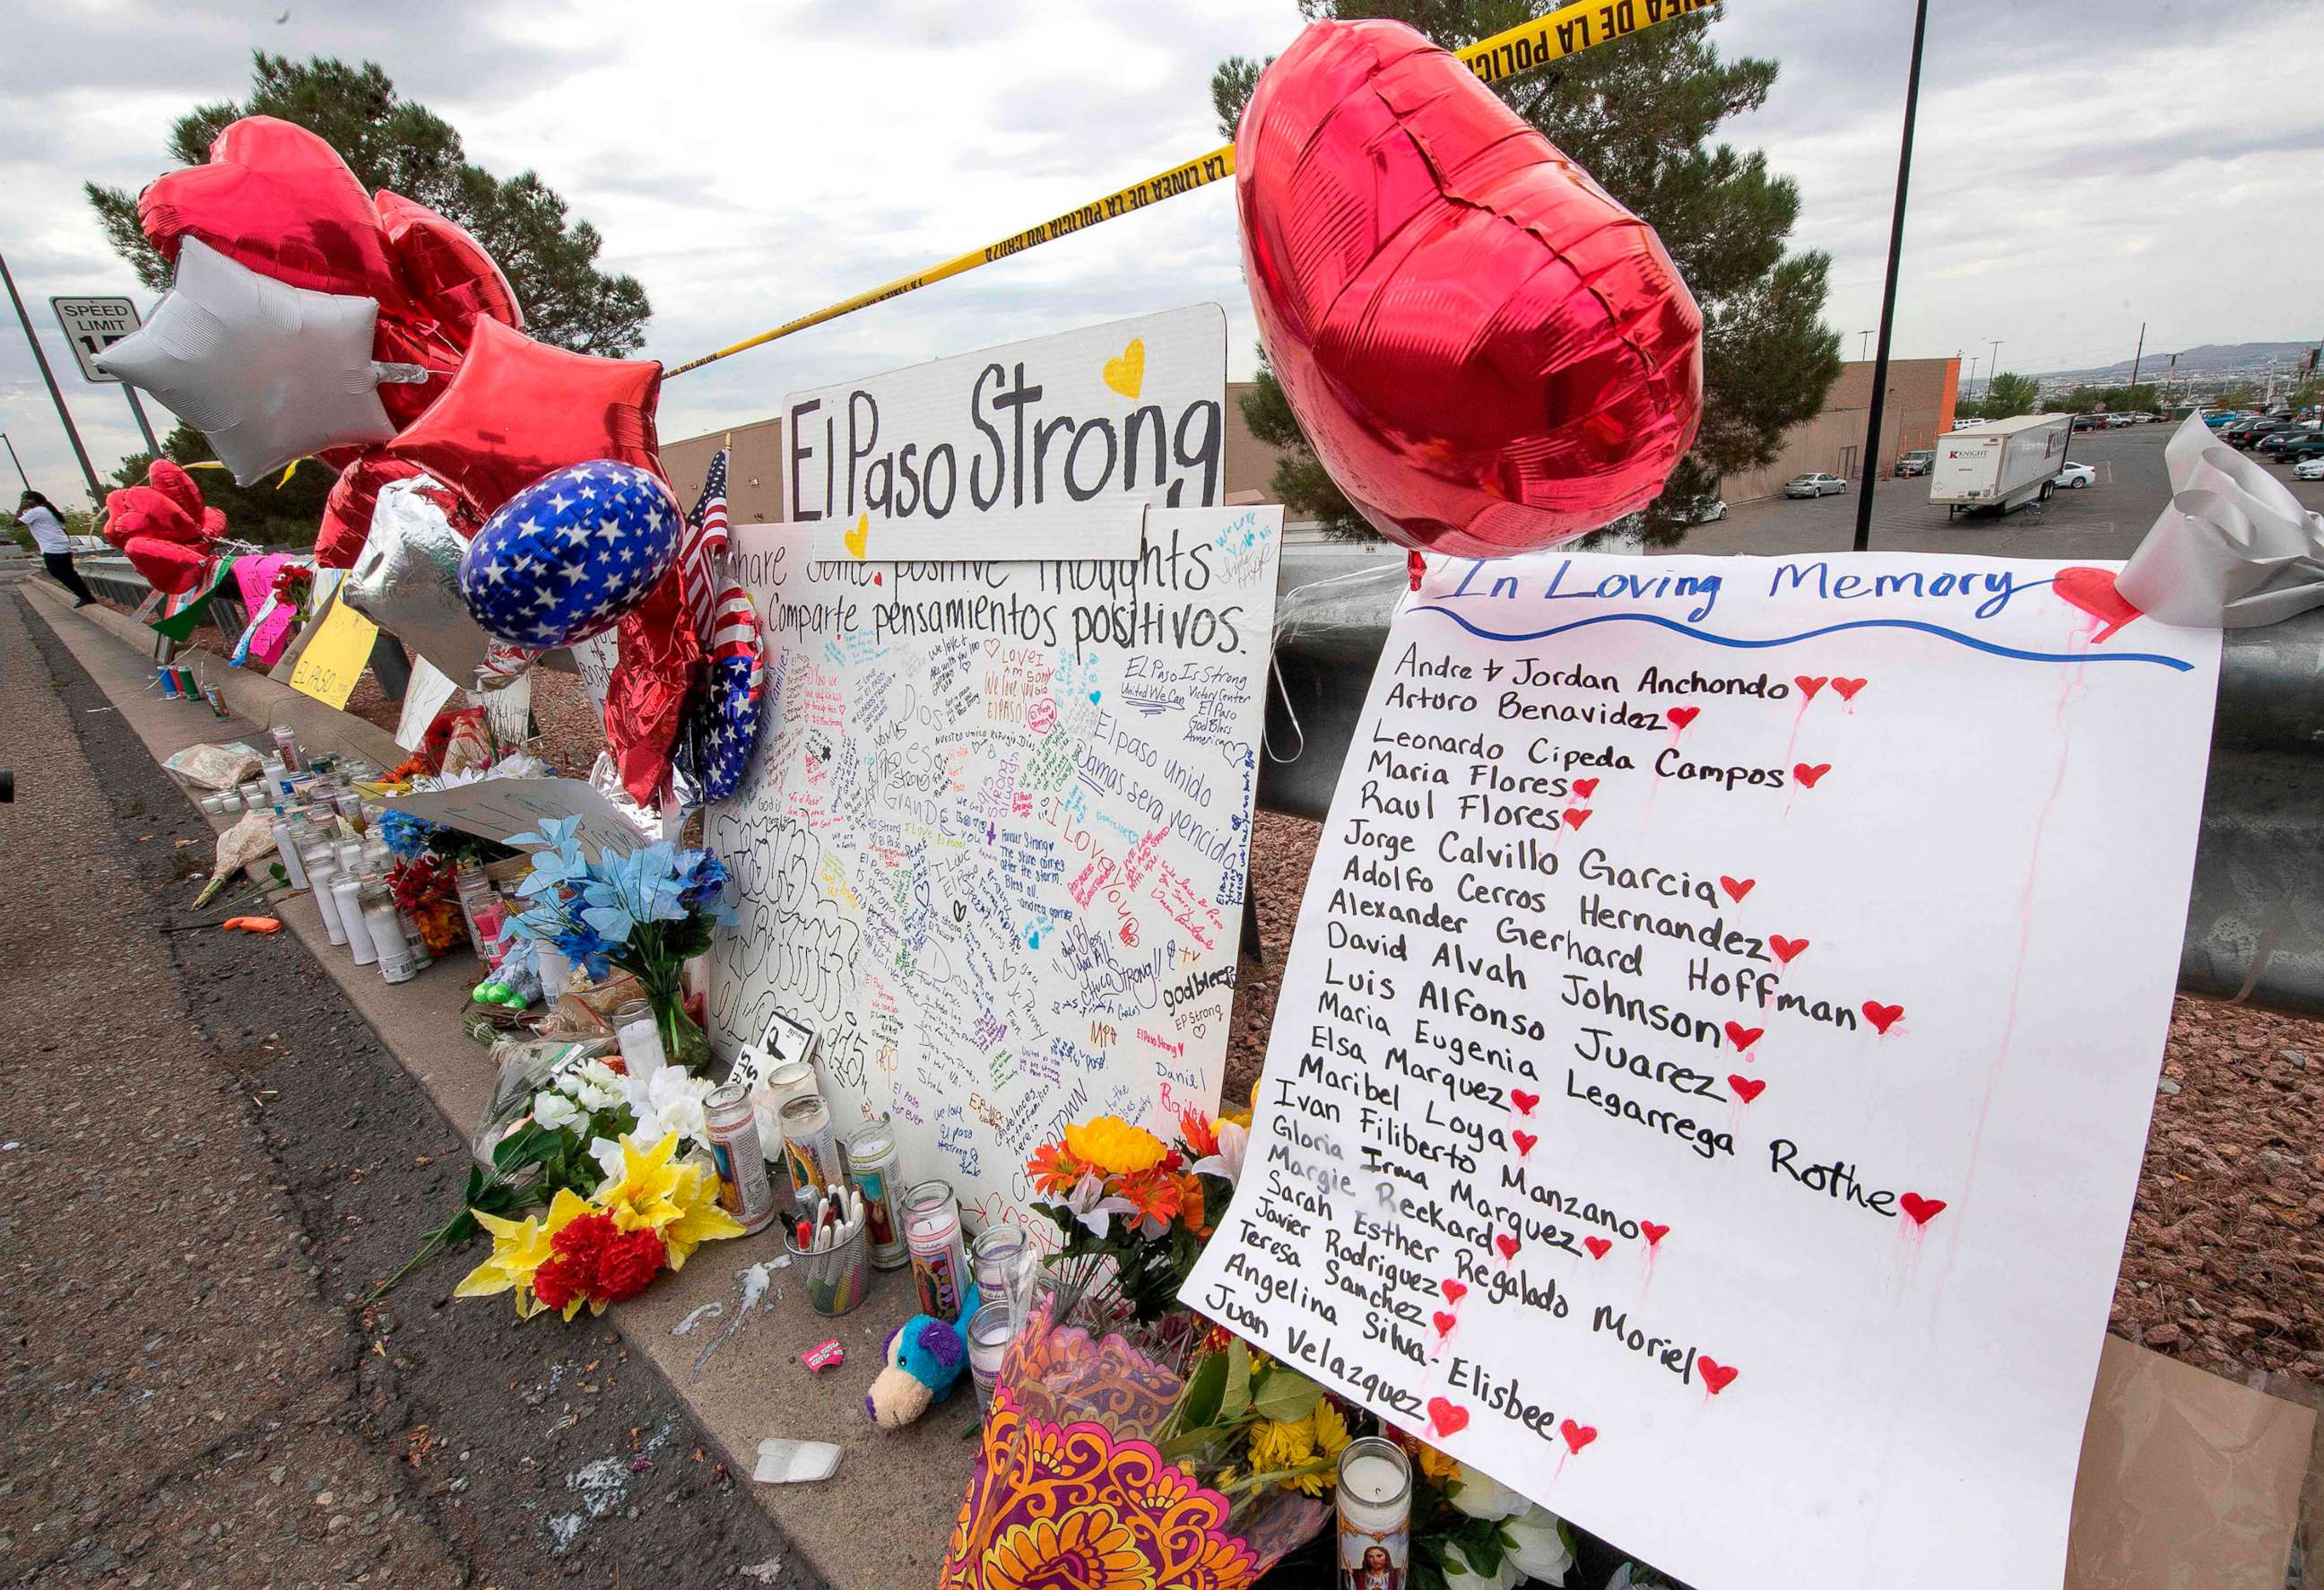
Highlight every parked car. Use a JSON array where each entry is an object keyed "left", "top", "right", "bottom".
[
  {"left": 2071, "top": 414, "right": 2107, "bottom": 431},
  {"left": 2105, "top": 414, "right": 2137, "bottom": 428},
  {"left": 1784, "top": 473, "right": 1847, "bottom": 498},
  {"left": 2295, "top": 456, "right": 2324, "bottom": 482},
  {"left": 1687, "top": 497, "right": 1729, "bottom": 523},
  {"left": 2278, "top": 434, "right": 2324, "bottom": 463},
  {"left": 2054, "top": 462, "right": 2096, "bottom": 488},
  {"left": 1895, "top": 449, "right": 1934, "bottom": 477},
  {"left": 2257, "top": 428, "right": 2319, "bottom": 458}
]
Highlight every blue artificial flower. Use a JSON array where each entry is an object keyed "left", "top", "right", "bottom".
[{"left": 377, "top": 809, "right": 437, "bottom": 862}]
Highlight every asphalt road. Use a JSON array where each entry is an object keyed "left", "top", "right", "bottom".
[
  {"left": 0, "top": 592, "right": 806, "bottom": 1589},
  {"left": 1649, "top": 424, "right": 2324, "bottom": 560}
]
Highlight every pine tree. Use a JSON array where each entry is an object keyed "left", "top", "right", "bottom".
[
  {"left": 1213, "top": 2, "right": 1842, "bottom": 543},
  {"left": 86, "top": 53, "right": 649, "bottom": 357}
]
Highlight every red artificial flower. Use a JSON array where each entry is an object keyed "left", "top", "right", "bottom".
[
  {"left": 531, "top": 1254, "right": 585, "bottom": 1314},
  {"left": 592, "top": 1227, "right": 668, "bottom": 1304},
  {"left": 551, "top": 1211, "right": 616, "bottom": 1276},
  {"left": 1026, "top": 1140, "right": 1085, "bottom": 1197}
]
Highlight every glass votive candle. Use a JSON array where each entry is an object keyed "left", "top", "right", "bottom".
[
  {"left": 964, "top": 1299, "right": 1018, "bottom": 1412},
  {"left": 969, "top": 1226, "right": 1031, "bottom": 1322},
  {"left": 1336, "top": 1437, "right": 1413, "bottom": 1587},
  {"left": 614, "top": 997, "right": 666, "bottom": 1082}
]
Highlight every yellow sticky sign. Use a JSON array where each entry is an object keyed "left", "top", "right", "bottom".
[{"left": 288, "top": 592, "right": 378, "bottom": 710}]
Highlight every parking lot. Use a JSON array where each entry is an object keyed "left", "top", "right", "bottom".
[{"left": 1650, "top": 424, "right": 2324, "bottom": 560}]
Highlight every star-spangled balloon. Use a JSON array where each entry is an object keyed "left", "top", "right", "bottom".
[
  {"left": 691, "top": 649, "right": 765, "bottom": 803},
  {"left": 458, "top": 460, "right": 681, "bottom": 648}
]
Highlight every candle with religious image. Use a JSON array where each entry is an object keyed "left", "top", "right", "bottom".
[{"left": 1335, "top": 1438, "right": 1410, "bottom": 1590}]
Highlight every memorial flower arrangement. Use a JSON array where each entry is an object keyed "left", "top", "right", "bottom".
[
  {"left": 1399, "top": 1448, "right": 1576, "bottom": 1590},
  {"left": 1023, "top": 1107, "right": 1248, "bottom": 1326},
  {"left": 269, "top": 560, "right": 314, "bottom": 623},
  {"left": 377, "top": 806, "right": 516, "bottom": 871},
  {"left": 455, "top": 1131, "right": 744, "bottom": 1320},
  {"left": 505, "top": 816, "right": 734, "bottom": 1073},
  {"left": 385, "top": 853, "right": 466, "bottom": 957}
]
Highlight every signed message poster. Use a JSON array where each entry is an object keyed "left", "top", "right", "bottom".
[
  {"left": 706, "top": 508, "right": 1281, "bottom": 1229},
  {"left": 1183, "top": 552, "right": 2221, "bottom": 1589}
]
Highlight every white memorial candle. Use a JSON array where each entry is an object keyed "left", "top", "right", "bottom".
[
  {"left": 614, "top": 998, "right": 665, "bottom": 1084},
  {"left": 1336, "top": 1437, "right": 1411, "bottom": 1586}
]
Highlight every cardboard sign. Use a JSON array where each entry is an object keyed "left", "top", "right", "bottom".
[
  {"left": 1183, "top": 552, "right": 2222, "bottom": 1590},
  {"left": 706, "top": 507, "right": 1282, "bottom": 1229},
  {"left": 382, "top": 775, "right": 649, "bottom": 860},
  {"left": 781, "top": 305, "right": 1225, "bottom": 560},
  {"left": 286, "top": 590, "right": 377, "bottom": 709}
]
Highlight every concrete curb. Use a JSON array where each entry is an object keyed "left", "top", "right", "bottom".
[{"left": 20, "top": 579, "right": 970, "bottom": 1589}]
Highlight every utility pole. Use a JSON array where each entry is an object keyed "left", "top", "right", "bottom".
[
  {"left": 1987, "top": 339, "right": 2003, "bottom": 392},
  {"left": 1860, "top": 330, "right": 1873, "bottom": 361},
  {"left": 2128, "top": 322, "right": 2146, "bottom": 395},
  {"left": 0, "top": 245, "right": 102, "bottom": 504},
  {"left": 1853, "top": 0, "right": 1929, "bottom": 555}
]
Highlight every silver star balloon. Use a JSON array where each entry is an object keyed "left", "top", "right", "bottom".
[
  {"left": 94, "top": 237, "right": 403, "bottom": 484},
  {"left": 343, "top": 474, "right": 535, "bottom": 689}
]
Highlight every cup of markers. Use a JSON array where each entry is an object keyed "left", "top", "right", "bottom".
[{"left": 785, "top": 1186, "right": 872, "bottom": 1316}]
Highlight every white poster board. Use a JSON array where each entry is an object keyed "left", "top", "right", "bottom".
[
  {"left": 780, "top": 304, "right": 1226, "bottom": 560},
  {"left": 1184, "top": 552, "right": 2221, "bottom": 1590},
  {"left": 707, "top": 506, "right": 1282, "bottom": 1230},
  {"left": 382, "top": 775, "right": 649, "bottom": 859}
]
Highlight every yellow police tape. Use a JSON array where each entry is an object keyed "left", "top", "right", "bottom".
[{"left": 666, "top": 0, "right": 1714, "bottom": 377}]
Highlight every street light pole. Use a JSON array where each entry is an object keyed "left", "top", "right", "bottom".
[
  {"left": 2128, "top": 321, "right": 2146, "bottom": 393},
  {"left": 1987, "top": 338, "right": 2003, "bottom": 391},
  {"left": 0, "top": 431, "right": 28, "bottom": 492},
  {"left": 0, "top": 244, "right": 102, "bottom": 505},
  {"left": 1853, "top": 0, "right": 1930, "bottom": 555}
]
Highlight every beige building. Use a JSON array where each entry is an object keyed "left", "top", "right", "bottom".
[{"left": 662, "top": 356, "right": 1959, "bottom": 521}]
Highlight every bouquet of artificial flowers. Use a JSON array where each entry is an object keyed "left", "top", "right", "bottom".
[
  {"left": 504, "top": 816, "right": 735, "bottom": 1073},
  {"left": 1025, "top": 1108, "right": 1247, "bottom": 1328}
]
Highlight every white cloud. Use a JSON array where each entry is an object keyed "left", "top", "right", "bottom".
[{"left": 2, "top": 0, "right": 2316, "bottom": 506}]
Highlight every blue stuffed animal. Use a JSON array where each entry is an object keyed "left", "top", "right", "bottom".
[{"left": 864, "top": 1287, "right": 982, "bottom": 1429}]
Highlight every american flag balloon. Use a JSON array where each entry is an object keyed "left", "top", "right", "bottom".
[
  {"left": 458, "top": 460, "right": 681, "bottom": 648},
  {"left": 674, "top": 447, "right": 766, "bottom": 802}
]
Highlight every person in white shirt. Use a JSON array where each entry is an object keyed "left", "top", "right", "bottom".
[{"left": 16, "top": 491, "right": 94, "bottom": 606}]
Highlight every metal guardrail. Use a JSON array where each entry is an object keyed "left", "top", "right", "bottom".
[
  {"left": 1253, "top": 551, "right": 2324, "bottom": 1019},
  {"left": 74, "top": 552, "right": 412, "bottom": 698},
  {"left": 51, "top": 543, "right": 2324, "bottom": 1015}
]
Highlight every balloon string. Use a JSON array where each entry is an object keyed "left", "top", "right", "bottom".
[{"left": 660, "top": 0, "right": 1704, "bottom": 377}]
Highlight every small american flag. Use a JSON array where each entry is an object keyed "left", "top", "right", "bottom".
[{"left": 679, "top": 448, "right": 737, "bottom": 651}]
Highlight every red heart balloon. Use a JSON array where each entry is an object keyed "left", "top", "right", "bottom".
[
  {"left": 1236, "top": 20, "right": 1702, "bottom": 557},
  {"left": 139, "top": 117, "right": 402, "bottom": 307}
]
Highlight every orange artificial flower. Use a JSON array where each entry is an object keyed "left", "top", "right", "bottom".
[
  {"left": 1026, "top": 1140, "right": 1085, "bottom": 1197},
  {"left": 1179, "top": 1108, "right": 1221, "bottom": 1159},
  {"left": 1114, "top": 1167, "right": 1184, "bottom": 1227}
]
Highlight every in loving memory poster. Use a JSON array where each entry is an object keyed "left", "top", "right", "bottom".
[{"left": 1183, "top": 551, "right": 2222, "bottom": 1590}]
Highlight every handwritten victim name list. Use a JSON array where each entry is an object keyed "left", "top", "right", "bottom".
[{"left": 1184, "top": 552, "right": 2220, "bottom": 1590}]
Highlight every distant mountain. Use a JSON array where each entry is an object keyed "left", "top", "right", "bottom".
[{"left": 2035, "top": 341, "right": 2320, "bottom": 384}]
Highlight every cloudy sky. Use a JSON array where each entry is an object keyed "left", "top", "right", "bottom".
[{"left": 3, "top": 0, "right": 2318, "bottom": 502}]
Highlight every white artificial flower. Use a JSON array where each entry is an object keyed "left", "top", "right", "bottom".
[
  {"left": 1442, "top": 1539, "right": 1520, "bottom": 1590},
  {"left": 1057, "top": 1170, "right": 1140, "bottom": 1238},
  {"left": 1450, "top": 1464, "right": 1528, "bottom": 1521},
  {"left": 1503, "top": 1505, "right": 1574, "bottom": 1586},
  {"left": 626, "top": 1066, "right": 714, "bottom": 1153},
  {"left": 587, "top": 1134, "right": 626, "bottom": 1187},
  {"left": 568, "top": 1058, "right": 626, "bottom": 1114},
  {"left": 1192, "top": 1120, "right": 1247, "bottom": 1186},
  {"left": 533, "top": 1090, "right": 585, "bottom": 1133}
]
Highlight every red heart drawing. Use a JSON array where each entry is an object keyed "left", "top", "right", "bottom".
[
  {"left": 1794, "top": 762, "right": 1831, "bottom": 788},
  {"left": 1513, "top": 1129, "right": 1538, "bottom": 1157},
  {"left": 1496, "top": 1233, "right": 1521, "bottom": 1261},
  {"left": 1723, "top": 1021, "right": 1764, "bottom": 1052},
  {"left": 1583, "top": 1237, "right": 1612, "bottom": 1260},
  {"left": 1863, "top": 1001, "right": 1904, "bottom": 1035},
  {"left": 1697, "top": 1357, "right": 1739, "bottom": 1395},
  {"left": 1559, "top": 1419, "right": 1598, "bottom": 1455},
  {"left": 872, "top": 571, "right": 884, "bottom": 586},
  {"left": 1509, "top": 1090, "right": 1539, "bottom": 1116},
  {"left": 1667, "top": 707, "right": 1699, "bottom": 730},
  {"left": 1571, "top": 778, "right": 1599, "bottom": 799},
  {"left": 1900, "top": 1192, "right": 1947, "bottom": 1226},
  {"left": 1720, "top": 875, "right": 1755, "bottom": 903},
  {"left": 1832, "top": 676, "right": 1868, "bottom": 701},
  {"left": 1639, "top": 1221, "right": 1669, "bottom": 1247},
  {"left": 1728, "top": 1074, "right": 1765, "bottom": 1104},
  {"left": 1769, "top": 935, "right": 1808, "bottom": 965},
  {"left": 1441, "top": 1280, "right": 1468, "bottom": 1305},
  {"left": 1793, "top": 675, "right": 1826, "bottom": 699},
  {"left": 2053, "top": 565, "right": 2144, "bottom": 642},
  {"left": 1433, "top": 1310, "right": 1458, "bottom": 1335},
  {"left": 1563, "top": 807, "right": 1591, "bottom": 830},
  {"left": 1428, "top": 1396, "right": 1471, "bottom": 1438}
]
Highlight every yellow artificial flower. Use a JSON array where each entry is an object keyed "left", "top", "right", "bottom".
[
  {"left": 454, "top": 1207, "right": 554, "bottom": 1318},
  {"left": 1311, "top": 1400, "right": 1352, "bottom": 1464},
  {"left": 658, "top": 1161, "right": 746, "bottom": 1268},
  {"left": 1062, "top": 1116, "right": 1167, "bottom": 1177},
  {"left": 985, "top": 1509, "right": 1155, "bottom": 1590},
  {"left": 1247, "top": 1415, "right": 1314, "bottom": 1479},
  {"left": 1410, "top": 1439, "right": 1460, "bottom": 1482},
  {"left": 594, "top": 1132, "right": 685, "bottom": 1232}
]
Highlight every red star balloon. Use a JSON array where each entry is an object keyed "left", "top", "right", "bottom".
[
  {"left": 1236, "top": 19, "right": 1703, "bottom": 557},
  {"left": 103, "top": 459, "right": 228, "bottom": 595},
  {"left": 384, "top": 317, "right": 664, "bottom": 523}
]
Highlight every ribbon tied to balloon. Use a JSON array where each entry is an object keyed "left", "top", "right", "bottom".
[{"left": 1235, "top": 18, "right": 1704, "bottom": 557}]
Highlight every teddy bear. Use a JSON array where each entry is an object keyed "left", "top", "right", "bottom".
[{"left": 863, "top": 1299, "right": 977, "bottom": 1429}]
